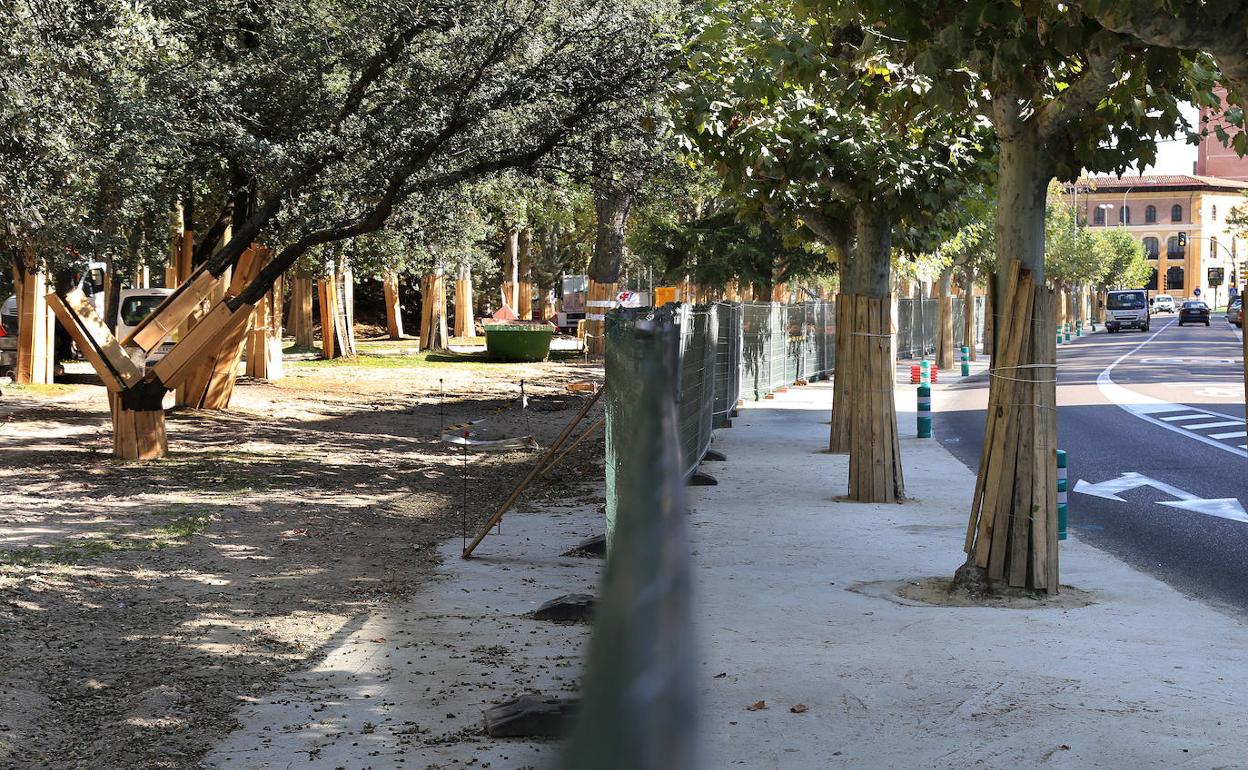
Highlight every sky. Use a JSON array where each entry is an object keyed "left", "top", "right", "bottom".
[{"left": 1122, "top": 102, "right": 1201, "bottom": 176}]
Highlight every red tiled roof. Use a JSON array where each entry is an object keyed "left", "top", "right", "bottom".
[{"left": 1075, "top": 174, "right": 1248, "bottom": 192}]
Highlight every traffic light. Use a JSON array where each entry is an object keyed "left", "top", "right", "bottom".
[{"left": 1177, "top": 232, "right": 1187, "bottom": 249}]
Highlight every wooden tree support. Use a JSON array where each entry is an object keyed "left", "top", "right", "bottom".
[
  {"left": 289, "top": 276, "right": 315, "bottom": 348},
  {"left": 454, "top": 263, "right": 474, "bottom": 338},
  {"left": 15, "top": 267, "right": 55, "bottom": 384},
  {"left": 246, "top": 273, "right": 283, "bottom": 380},
  {"left": 963, "top": 261, "right": 1058, "bottom": 593},
  {"left": 463, "top": 386, "right": 604, "bottom": 558},
  {"left": 111, "top": 396, "right": 168, "bottom": 461},
  {"left": 46, "top": 289, "right": 144, "bottom": 393},
  {"left": 538, "top": 415, "right": 605, "bottom": 479},
  {"left": 828, "top": 294, "right": 852, "bottom": 454},
  {"left": 182, "top": 246, "right": 269, "bottom": 409},
  {"left": 318, "top": 260, "right": 356, "bottom": 359},
  {"left": 846, "top": 293, "right": 904, "bottom": 503}
]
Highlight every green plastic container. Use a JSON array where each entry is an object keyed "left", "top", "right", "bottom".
[{"left": 484, "top": 323, "right": 555, "bottom": 362}]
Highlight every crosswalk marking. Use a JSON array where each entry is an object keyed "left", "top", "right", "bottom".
[
  {"left": 1186, "top": 420, "right": 1244, "bottom": 430},
  {"left": 1210, "top": 431, "right": 1248, "bottom": 440},
  {"left": 1160, "top": 414, "right": 1210, "bottom": 422}
]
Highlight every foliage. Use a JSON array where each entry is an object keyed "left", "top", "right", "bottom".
[
  {"left": 1095, "top": 229, "right": 1152, "bottom": 290},
  {"left": 1044, "top": 184, "right": 1149, "bottom": 290}
]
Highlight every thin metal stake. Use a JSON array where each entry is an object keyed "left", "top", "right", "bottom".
[
  {"left": 462, "top": 428, "right": 469, "bottom": 553},
  {"left": 438, "top": 378, "right": 445, "bottom": 437}
]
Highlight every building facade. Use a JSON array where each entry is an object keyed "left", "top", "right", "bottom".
[{"left": 1076, "top": 174, "right": 1248, "bottom": 304}]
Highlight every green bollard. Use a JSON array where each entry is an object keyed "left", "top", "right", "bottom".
[
  {"left": 917, "top": 383, "right": 932, "bottom": 438},
  {"left": 1075, "top": 320, "right": 1083, "bottom": 337},
  {"left": 1056, "top": 325, "right": 1064, "bottom": 346},
  {"left": 1063, "top": 323, "right": 1071, "bottom": 343},
  {"left": 960, "top": 346, "right": 970, "bottom": 377},
  {"left": 1057, "top": 449, "right": 1068, "bottom": 541},
  {"left": 919, "top": 359, "right": 931, "bottom": 385}
]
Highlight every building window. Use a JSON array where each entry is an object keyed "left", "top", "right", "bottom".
[
  {"left": 1145, "top": 205, "right": 1157, "bottom": 223},
  {"left": 1119, "top": 206, "right": 1131, "bottom": 225},
  {"left": 1143, "top": 237, "right": 1160, "bottom": 259},
  {"left": 1094, "top": 207, "right": 1105, "bottom": 226},
  {"left": 1212, "top": 204, "right": 1217, "bottom": 221},
  {"left": 1171, "top": 204, "right": 1183, "bottom": 222},
  {"left": 1211, "top": 236, "right": 1218, "bottom": 257},
  {"left": 1167, "top": 236, "right": 1183, "bottom": 257}
]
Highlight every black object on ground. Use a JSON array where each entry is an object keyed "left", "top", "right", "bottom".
[
  {"left": 483, "top": 695, "right": 579, "bottom": 738},
  {"left": 532, "top": 593, "right": 597, "bottom": 623}
]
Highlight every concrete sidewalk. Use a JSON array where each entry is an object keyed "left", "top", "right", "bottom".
[{"left": 205, "top": 374, "right": 1248, "bottom": 769}]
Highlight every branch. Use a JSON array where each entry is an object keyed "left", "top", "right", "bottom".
[{"left": 1035, "top": 51, "right": 1119, "bottom": 142}]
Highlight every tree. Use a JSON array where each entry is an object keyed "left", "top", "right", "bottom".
[
  {"left": 678, "top": 1, "right": 990, "bottom": 501},
  {"left": 867, "top": 0, "right": 1214, "bottom": 592}
]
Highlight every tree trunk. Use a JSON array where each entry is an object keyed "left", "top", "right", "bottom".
[
  {"left": 538, "top": 287, "right": 556, "bottom": 321},
  {"left": 936, "top": 267, "right": 955, "bottom": 370},
  {"left": 962, "top": 267, "right": 977, "bottom": 361},
  {"left": 963, "top": 131, "right": 1059, "bottom": 594},
  {"left": 111, "top": 397, "right": 168, "bottom": 461},
  {"left": 454, "top": 262, "right": 475, "bottom": 338},
  {"left": 840, "top": 204, "right": 903, "bottom": 502},
  {"left": 585, "top": 186, "right": 632, "bottom": 354},
  {"left": 419, "top": 271, "right": 449, "bottom": 351},
  {"left": 502, "top": 229, "right": 519, "bottom": 311},
  {"left": 290, "top": 276, "right": 314, "bottom": 348},
  {"left": 518, "top": 228, "right": 533, "bottom": 320},
  {"left": 318, "top": 257, "right": 356, "bottom": 359},
  {"left": 383, "top": 269, "right": 404, "bottom": 339}
]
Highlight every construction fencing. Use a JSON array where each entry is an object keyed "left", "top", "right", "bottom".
[{"left": 894, "top": 296, "right": 987, "bottom": 360}]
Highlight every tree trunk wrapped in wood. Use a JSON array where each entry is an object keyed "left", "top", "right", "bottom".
[
  {"left": 518, "top": 228, "right": 534, "bottom": 320},
  {"left": 15, "top": 266, "right": 55, "bottom": 385},
  {"left": 828, "top": 294, "right": 852, "bottom": 454},
  {"left": 289, "top": 276, "right": 315, "bottom": 348},
  {"left": 962, "top": 261, "right": 1058, "bottom": 593},
  {"left": 111, "top": 395, "right": 167, "bottom": 461},
  {"left": 936, "top": 268, "right": 955, "bottom": 370},
  {"left": 317, "top": 258, "right": 356, "bottom": 359},
  {"left": 501, "top": 228, "right": 519, "bottom": 312},
  {"left": 182, "top": 246, "right": 268, "bottom": 408},
  {"left": 844, "top": 293, "right": 904, "bottom": 502},
  {"left": 454, "top": 262, "right": 474, "bottom": 338},
  {"left": 245, "top": 274, "right": 283, "bottom": 380},
  {"left": 584, "top": 280, "right": 616, "bottom": 355},
  {"left": 383, "top": 269, "right": 404, "bottom": 339},
  {"left": 419, "top": 272, "right": 449, "bottom": 351}
]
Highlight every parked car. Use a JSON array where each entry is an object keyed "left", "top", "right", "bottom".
[
  {"left": 1151, "top": 294, "right": 1176, "bottom": 313},
  {"left": 116, "top": 288, "right": 175, "bottom": 366},
  {"left": 1227, "top": 297, "right": 1243, "bottom": 328},
  {"left": 1178, "top": 300, "right": 1211, "bottom": 326},
  {"left": 1105, "top": 289, "right": 1150, "bottom": 333}
]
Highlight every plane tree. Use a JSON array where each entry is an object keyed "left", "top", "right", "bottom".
[{"left": 677, "top": 0, "right": 990, "bottom": 501}]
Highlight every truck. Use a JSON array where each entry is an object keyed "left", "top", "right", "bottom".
[{"left": 1105, "top": 289, "right": 1151, "bottom": 333}]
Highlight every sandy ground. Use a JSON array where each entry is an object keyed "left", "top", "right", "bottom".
[{"left": 0, "top": 348, "right": 603, "bottom": 770}]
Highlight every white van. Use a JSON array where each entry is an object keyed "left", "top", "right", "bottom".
[
  {"left": 117, "top": 288, "right": 175, "bottom": 367},
  {"left": 1105, "top": 290, "right": 1151, "bottom": 333}
]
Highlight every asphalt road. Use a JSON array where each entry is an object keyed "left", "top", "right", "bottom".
[{"left": 935, "top": 314, "right": 1248, "bottom": 614}]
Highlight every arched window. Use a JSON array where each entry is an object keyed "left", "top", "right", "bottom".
[
  {"left": 1211, "top": 236, "right": 1218, "bottom": 257},
  {"left": 1142, "top": 237, "right": 1160, "bottom": 259},
  {"left": 1145, "top": 205, "right": 1157, "bottom": 223},
  {"left": 1167, "top": 236, "right": 1182, "bottom": 257},
  {"left": 1171, "top": 204, "right": 1183, "bottom": 222},
  {"left": 1212, "top": 204, "right": 1217, "bottom": 221},
  {"left": 1094, "top": 207, "right": 1105, "bottom": 225},
  {"left": 1119, "top": 206, "right": 1131, "bottom": 225}
]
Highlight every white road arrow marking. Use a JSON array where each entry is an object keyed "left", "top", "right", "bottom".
[{"left": 1074, "top": 472, "right": 1248, "bottom": 523}]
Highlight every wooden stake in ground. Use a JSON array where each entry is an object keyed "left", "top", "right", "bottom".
[
  {"left": 962, "top": 260, "right": 1059, "bottom": 593},
  {"left": 383, "top": 269, "right": 404, "bottom": 339},
  {"left": 289, "top": 276, "right": 314, "bottom": 348},
  {"left": 246, "top": 273, "right": 283, "bottom": 380},
  {"left": 463, "top": 386, "right": 604, "bottom": 558}
]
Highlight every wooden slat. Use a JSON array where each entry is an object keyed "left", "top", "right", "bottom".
[
  {"left": 46, "top": 292, "right": 129, "bottom": 392},
  {"left": 124, "top": 270, "right": 219, "bottom": 352},
  {"left": 151, "top": 302, "right": 256, "bottom": 388}
]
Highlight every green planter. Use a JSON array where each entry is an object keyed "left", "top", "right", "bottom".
[{"left": 484, "top": 323, "right": 555, "bottom": 362}]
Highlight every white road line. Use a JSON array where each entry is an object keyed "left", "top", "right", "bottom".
[
  {"left": 1160, "top": 413, "right": 1214, "bottom": 422},
  {"left": 1095, "top": 318, "right": 1248, "bottom": 460},
  {"left": 1186, "top": 420, "right": 1245, "bottom": 430},
  {"left": 1210, "top": 431, "right": 1248, "bottom": 440}
]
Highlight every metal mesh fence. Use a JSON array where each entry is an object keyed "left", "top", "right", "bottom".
[
  {"left": 894, "top": 296, "right": 986, "bottom": 360},
  {"left": 741, "top": 301, "right": 837, "bottom": 400},
  {"left": 568, "top": 304, "right": 697, "bottom": 770}
]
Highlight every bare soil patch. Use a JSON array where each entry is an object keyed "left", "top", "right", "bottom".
[
  {"left": 0, "top": 352, "right": 603, "bottom": 769},
  {"left": 850, "top": 578, "right": 1097, "bottom": 610}
]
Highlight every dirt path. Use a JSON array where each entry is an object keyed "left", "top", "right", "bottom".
[{"left": 0, "top": 353, "right": 603, "bottom": 769}]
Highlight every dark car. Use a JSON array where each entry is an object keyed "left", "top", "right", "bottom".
[
  {"left": 1227, "top": 297, "right": 1242, "bottom": 328},
  {"left": 1177, "top": 300, "right": 1211, "bottom": 326}
]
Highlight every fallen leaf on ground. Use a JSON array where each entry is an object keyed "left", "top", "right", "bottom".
[
  {"left": 790, "top": 704, "right": 808, "bottom": 714},
  {"left": 746, "top": 700, "right": 766, "bottom": 711}
]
